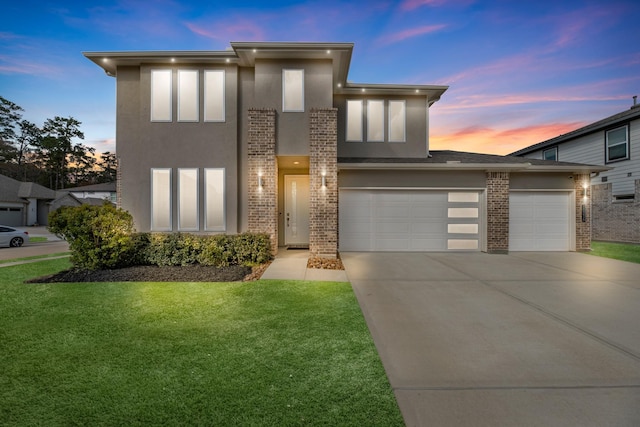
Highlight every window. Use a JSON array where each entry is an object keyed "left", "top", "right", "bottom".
[
  {"left": 388, "top": 100, "right": 406, "bottom": 142},
  {"left": 151, "top": 70, "right": 172, "bottom": 122},
  {"left": 346, "top": 100, "right": 363, "bottom": 142},
  {"left": 178, "top": 168, "right": 198, "bottom": 231},
  {"left": 367, "top": 100, "right": 385, "bottom": 142},
  {"left": 282, "top": 69, "right": 304, "bottom": 112},
  {"left": 204, "top": 70, "right": 225, "bottom": 122},
  {"left": 205, "top": 168, "right": 225, "bottom": 231},
  {"left": 151, "top": 168, "right": 172, "bottom": 231},
  {"left": 606, "top": 125, "right": 629, "bottom": 162},
  {"left": 178, "top": 70, "right": 198, "bottom": 122},
  {"left": 543, "top": 147, "right": 558, "bottom": 161}
]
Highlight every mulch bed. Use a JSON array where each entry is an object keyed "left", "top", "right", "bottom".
[
  {"left": 26, "top": 264, "right": 260, "bottom": 283},
  {"left": 307, "top": 257, "right": 344, "bottom": 270}
]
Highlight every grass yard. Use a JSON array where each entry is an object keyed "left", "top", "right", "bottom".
[
  {"left": 0, "top": 259, "right": 403, "bottom": 426},
  {"left": 590, "top": 241, "right": 640, "bottom": 264}
]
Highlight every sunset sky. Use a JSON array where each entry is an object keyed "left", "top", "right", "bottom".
[{"left": 1, "top": 0, "right": 639, "bottom": 155}]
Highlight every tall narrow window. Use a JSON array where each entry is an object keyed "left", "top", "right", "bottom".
[
  {"left": 205, "top": 168, "right": 225, "bottom": 231},
  {"left": 178, "top": 168, "right": 198, "bottom": 231},
  {"left": 388, "top": 100, "right": 406, "bottom": 142},
  {"left": 346, "top": 100, "right": 363, "bottom": 142},
  {"left": 151, "top": 168, "right": 172, "bottom": 231},
  {"left": 606, "top": 125, "right": 629, "bottom": 162},
  {"left": 178, "top": 70, "right": 198, "bottom": 122},
  {"left": 151, "top": 70, "right": 172, "bottom": 122},
  {"left": 367, "top": 100, "right": 385, "bottom": 142},
  {"left": 204, "top": 70, "right": 225, "bottom": 122},
  {"left": 282, "top": 69, "right": 304, "bottom": 112}
]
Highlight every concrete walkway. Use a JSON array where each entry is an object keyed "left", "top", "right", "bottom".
[
  {"left": 342, "top": 251, "right": 640, "bottom": 427},
  {"left": 261, "top": 248, "right": 348, "bottom": 282}
]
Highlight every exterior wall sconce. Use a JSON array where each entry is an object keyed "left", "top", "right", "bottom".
[
  {"left": 581, "top": 183, "right": 588, "bottom": 222},
  {"left": 321, "top": 175, "right": 327, "bottom": 188},
  {"left": 258, "top": 176, "right": 264, "bottom": 189}
]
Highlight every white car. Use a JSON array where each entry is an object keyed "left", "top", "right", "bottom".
[{"left": 0, "top": 225, "right": 29, "bottom": 247}]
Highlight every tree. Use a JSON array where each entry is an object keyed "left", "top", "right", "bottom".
[
  {"left": 34, "top": 116, "right": 85, "bottom": 189},
  {"left": 0, "top": 96, "right": 23, "bottom": 143},
  {"left": 99, "top": 151, "right": 117, "bottom": 183}
]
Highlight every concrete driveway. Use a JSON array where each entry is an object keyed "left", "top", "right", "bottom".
[{"left": 341, "top": 252, "right": 640, "bottom": 427}]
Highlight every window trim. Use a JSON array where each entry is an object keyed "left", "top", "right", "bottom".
[
  {"left": 151, "top": 168, "right": 172, "bottom": 231},
  {"left": 388, "top": 100, "right": 406, "bottom": 143},
  {"left": 204, "top": 70, "right": 226, "bottom": 122},
  {"left": 204, "top": 168, "right": 226, "bottom": 232},
  {"left": 367, "top": 100, "right": 385, "bottom": 142},
  {"left": 605, "top": 124, "right": 630, "bottom": 163},
  {"left": 543, "top": 146, "right": 558, "bottom": 161},
  {"left": 150, "top": 69, "right": 172, "bottom": 122},
  {"left": 282, "top": 69, "right": 305, "bottom": 113},
  {"left": 177, "top": 168, "right": 199, "bottom": 231}
]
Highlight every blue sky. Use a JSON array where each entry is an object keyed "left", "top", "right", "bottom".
[{"left": 1, "top": 0, "right": 639, "bottom": 155}]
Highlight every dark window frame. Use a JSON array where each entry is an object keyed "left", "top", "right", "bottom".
[
  {"left": 543, "top": 146, "right": 558, "bottom": 161},
  {"left": 605, "top": 124, "right": 630, "bottom": 163}
]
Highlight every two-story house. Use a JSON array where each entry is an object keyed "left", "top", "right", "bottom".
[
  {"left": 84, "top": 42, "right": 605, "bottom": 256},
  {"left": 511, "top": 100, "right": 640, "bottom": 243}
]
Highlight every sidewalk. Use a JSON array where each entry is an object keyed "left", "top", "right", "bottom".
[{"left": 260, "top": 248, "right": 349, "bottom": 282}]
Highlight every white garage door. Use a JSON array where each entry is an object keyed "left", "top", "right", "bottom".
[
  {"left": 509, "top": 192, "right": 571, "bottom": 251},
  {"left": 339, "top": 190, "right": 481, "bottom": 252}
]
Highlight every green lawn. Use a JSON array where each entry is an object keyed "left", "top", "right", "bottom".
[
  {"left": 0, "top": 259, "right": 403, "bottom": 426},
  {"left": 590, "top": 241, "right": 640, "bottom": 264}
]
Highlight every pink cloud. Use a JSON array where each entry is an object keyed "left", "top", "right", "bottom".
[{"left": 377, "top": 24, "right": 447, "bottom": 46}]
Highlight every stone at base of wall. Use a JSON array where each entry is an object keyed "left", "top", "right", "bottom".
[
  {"left": 576, "top": 248, "right": 592, "bottom": 252},
  {"left": 487, "top": 249, "right": 509, "bottom": 255}
]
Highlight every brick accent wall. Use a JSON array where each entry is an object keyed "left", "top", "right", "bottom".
[
  {"left": 574, "top": 174, "right": 592, "bottom": 251},
  {"left": 309, "top": 108, "right": 338, "bottom": 258},
  {"left": 247, "top": 108, "right": 278, "bottom": 253},
  {"left": 591, "top": 179, "right": 640, "bottom": 243},
  {"left": 116, "top": 157, "right": 122, "bottom": 209},
  {"left": 486, "top": 171, "right": 510, "bottom": 253}
]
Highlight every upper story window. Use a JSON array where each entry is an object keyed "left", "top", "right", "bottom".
[
  {"left": 367, "top": 100, "right": 385, "bottom": 142},
  {"left": 606, "top": 125, "right": 629, "bottom": 163},
  {"left": 151, "top": 69, "right": 226, "bottom": 122},
  {"left": 346, "top": 100, "right": 363, "bottom": 142},
  {"left": 543, "top": 146, "right": 557, "bottom": 161},
  {"left": 178, "top": 70, "right": 199, "bottom": 122},
  {"left": 388, "top": 100, "right": 406, "bottom": 142},
  {"left": 204, "top": 70, "right": 225, "bottom": 122},
  {"left": 151, "top": 70, "right": 172, "bottom": 122},
  {"left": 282, "top": 69, "right": 304, "bottom": 112}
]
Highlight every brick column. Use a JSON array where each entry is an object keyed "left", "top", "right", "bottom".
[
  {"left": 247, "top": 108, "right": 278, "bottom": 253},
  {"left": 309, "top": 108, "right": 338, "bottom": 258},
  {"left": 486, "top": 171, "right": 510, "bottom": 254},
  {"left": 574, "top": 173, "right": 591, "bottom": 251}
]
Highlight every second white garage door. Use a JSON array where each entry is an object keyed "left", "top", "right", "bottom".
[
  {"left": 339, "top": 189, "right": 481, "bottom": 252},
  {"left": 509, "top": 191, "right": 572, "bottom": 251}
]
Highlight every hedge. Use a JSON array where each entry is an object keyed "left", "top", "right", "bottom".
[{"left": 48, "top": 204, "right": 273, "bottom": 270}]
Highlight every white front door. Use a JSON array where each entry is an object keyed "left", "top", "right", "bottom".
[{"left": 284, "top": 175, "right": 310, "bottom": 246}]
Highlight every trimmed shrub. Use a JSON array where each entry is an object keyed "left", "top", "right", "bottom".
[
  {"left": 143, "top": 232, "right": 272, "bottom": 267},
  {"left": 48, "top": 203, "right": 136, "bottom": 270}
]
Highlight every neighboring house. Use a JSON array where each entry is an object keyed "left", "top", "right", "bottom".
[
  {"left": 511, "top": 100, "right": 640, "bottom": 243},
  {"left": 61, "top": 182, "right": 117, "bottom": 204},
  {"left": 85, "top": 42, "right": 605, "bottom": 256},
  {"left": 0, "top": 174, "right": 56, "bottom": 226}
]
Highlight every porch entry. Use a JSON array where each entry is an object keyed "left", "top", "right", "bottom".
[{"left": 284, "top": 175, "right": 310, "bottom": 246}]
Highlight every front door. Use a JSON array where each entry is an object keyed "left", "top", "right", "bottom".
[{"left": 284, "top": 175, "right": 310, "bottom": 246}]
